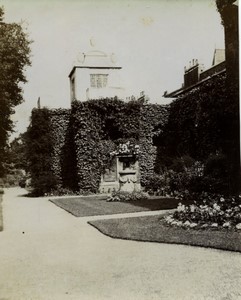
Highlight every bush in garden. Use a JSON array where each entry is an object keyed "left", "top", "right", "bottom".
[
  {"left": 107, "top": 190, "right": 149, "bottom": 202},
  {"left": 31, "top": 173, "right": 58, "bottom": 197},
  {"left": 142, "top": 173, "right": 166, "bottom": 195}
]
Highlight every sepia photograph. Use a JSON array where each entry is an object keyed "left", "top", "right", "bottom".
[{"left": 0, "top": 0, "right": 240, "bottom": 299}]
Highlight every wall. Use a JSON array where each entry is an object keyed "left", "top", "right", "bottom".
[
  {"left": 27, "top": 99, "right": 169, "bottom": 195},
  {"left": 70, "top": 67, "right": 124, "bottom": 101}
]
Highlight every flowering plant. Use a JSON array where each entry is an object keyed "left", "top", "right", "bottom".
[
  {"left": 165, "top": 193, "right": 241, "bottom": 230},
  {"left": 110, "top": 141, "right": 139, "bottom": 157},
  {"left": 107, "top": 190, "right": 149, "bottom": 202}
]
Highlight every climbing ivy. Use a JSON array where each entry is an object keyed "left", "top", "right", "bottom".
[{"left": 26, "top": 98, "right": 168, "bottom": 195}]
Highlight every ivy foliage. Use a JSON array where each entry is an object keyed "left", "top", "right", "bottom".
[
  {"left": 216, "top": 0, "right": 237, "bottom": 24},
  {"left": 26, "top": 98, "right": 168, "bottom": 195},
  {"left": 26, "top": 108, "right": 58, "bottom": 196},
  {"left": 156, "top": 74, "right": 227, "bottom": 162},
  {"left": 71, "top": 98, "right": 141, "bottom": 193}
]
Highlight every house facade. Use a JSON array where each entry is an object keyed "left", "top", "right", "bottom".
[
  {"left": 69, "top": 50, "right": 125, "bottom": 102},
  {"left": 164, "top": 49, "right": 225, "bottom": 98}
]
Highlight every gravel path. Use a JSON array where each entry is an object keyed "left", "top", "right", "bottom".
[{"left": 0, "top": 187, "right": 241, "bottom": 300}]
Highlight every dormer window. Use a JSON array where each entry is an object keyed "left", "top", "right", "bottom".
[{"left": 90, "top": 74, "right": 108, "bottom": 88}]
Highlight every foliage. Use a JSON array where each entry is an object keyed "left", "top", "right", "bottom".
[
  {"left": 165, "top": 193, "right": 241, "bottom": 230},
  {"left": 49, "top": 109, "right": 79, "bottom": 191},
  {"left": 71, "top": 99, "right": 119, "bottom": 193},
  {"left": 26, "top": 98, "right": 168, "bottom": 195},
  {"left": 71, "top": 99, "right": 167, "bottom": 193},
  {"left": 156, "top": 74, "right": 227, "bottom": 161},
  {"left": 216, "top": 0, "right": 237, "bottom": 24},
  {"left": 142, "top": 173, "right": 166, "bottom": 195},
  {"left": 0, "top": 7, "right": 31, "bottom": 176},
  {"left": 25, "top": 108, "right": 58, "bottom": 196},
  {"left": 110, "top": 141, "right": 139, "bottom": 157},
  {"left": 139, "top": 105, "right": 169, "bottom": 187},
  {"left": 7, "top": 133, "right": 28, "bottom": 170},
  {"left": 107, "top": 190, "right": 149, "bottom": 202},
  {"left": 155, "top": 73, "right": 237, "bottom": 195}
]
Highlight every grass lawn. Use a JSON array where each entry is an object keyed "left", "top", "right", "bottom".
[
  {"left": 88, "top": 215, "right": 241, "bottom": 252},
  {"left": 50, "top": 196, "right": 183, "bottom": 217}
]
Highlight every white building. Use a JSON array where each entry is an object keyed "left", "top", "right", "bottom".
[{"left": 69, "top": 50, "right": 125, "bottom": 102}]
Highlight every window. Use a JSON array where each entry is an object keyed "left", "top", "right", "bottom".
[{"left": 90, "top": 74, "right": 108, "bottom": 88}]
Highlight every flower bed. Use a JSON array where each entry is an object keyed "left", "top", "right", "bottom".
[{"left": 164, "top": 193, "right": 241, "bottom": 230}]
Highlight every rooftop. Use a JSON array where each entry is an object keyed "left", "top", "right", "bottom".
[{"left": 74, "top": 50, "right": 121, "bottom": 68}]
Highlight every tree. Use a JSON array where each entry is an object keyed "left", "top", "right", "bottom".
[
  {"left": 7, "top": 133, "right": 28, "bottom": 171},
  {"left": 0, "top": 7, "right": 31, "bottom": 176}
]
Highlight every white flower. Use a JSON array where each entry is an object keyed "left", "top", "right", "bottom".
[
  {"left": 211, "top": 223, "right": 218, "bottom": 227},
  {"left": 171, "top": 220, "right": 178, "bottom": 226},
  {"left": 223, "top": 222, "right": 231, "bottom": 228},
  {"left": 190, "top": 223, "right": 197, "bottom": 228},
  {"left": 177, "top": 221, "right": 183, "bottom": 226},
  {"left": 177, "top": 203, "right": 185, "bottom": 212},
  {"left": 165, "top": 216, "right": 174, "bottom": 224},
  {"left": 184, "top": 221, "right": 191, "bottom": 227},
  {"left": 220, "top": 197, "right": 225, "bottom": 202},
  {"left": 213, "top": 203, "right": 221, "bottom": 211},
  {"left": 190, "top": 205, "right": 195, "bottom": 213},
  {"left": 236, "top": 223, "right": 241, "bottom": 230}
]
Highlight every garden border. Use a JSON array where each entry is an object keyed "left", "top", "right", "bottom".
[{"left": 88, "top": 214, "right": 241, "bottom": 253}]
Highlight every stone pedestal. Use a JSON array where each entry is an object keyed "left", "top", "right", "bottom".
[
  {"left": 99, "top": 153, "right": 140, "bottom": 193},
  {"left": 119, "top": 170, "right": 138, "bottom": 192}
]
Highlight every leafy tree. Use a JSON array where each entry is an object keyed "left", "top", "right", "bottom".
[
  {"left": 7, "top": 133, "right": 28, "bottom": 171},
  {"left": 0, "top": 7, "right": 31, "bottom": 176}
]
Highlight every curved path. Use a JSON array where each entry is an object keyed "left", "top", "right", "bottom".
[{"left": 0, "top": 187, "right": 241, "bottom": 300}]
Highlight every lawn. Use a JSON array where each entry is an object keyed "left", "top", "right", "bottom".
[
  {"left": 88, "top": 215, "right": 241, "bottom": 252},
  {"left": 50, "top": 195, "right": 182, "bottom": 217}
]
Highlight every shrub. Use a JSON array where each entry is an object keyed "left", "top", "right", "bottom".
[
  {"left": 107, "top": 190, "right": 149, "bottom": 202},
  {"left": 142, "top": 173, "right": 166, "bottom": 195},
  {"left": 30, "top": 173, "right": 58, "bottom": 197}
]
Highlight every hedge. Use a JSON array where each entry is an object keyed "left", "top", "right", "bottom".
[{"left": 26, "top": 98, "right": 168, "bottom": 195}]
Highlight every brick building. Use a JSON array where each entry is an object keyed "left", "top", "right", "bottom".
[{"left": 164, "top": 49, "right": 225, "bottom": 98}]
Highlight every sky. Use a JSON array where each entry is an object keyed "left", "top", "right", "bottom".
[{"left": 1, "top": 0, "right": 225, "bottom": 139}]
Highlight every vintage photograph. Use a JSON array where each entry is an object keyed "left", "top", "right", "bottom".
[{"left": 0, "top": 0, "right": 240, "bottom": 299}]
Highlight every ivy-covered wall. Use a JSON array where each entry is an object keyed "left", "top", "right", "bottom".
[
  {"left": 26, "top": 108, "right": 58, "bottom": 196},
  {"left": 139, "top": 104, "right": 169, "bottom": 186},
  {"left": 156, "top": 73, "right": 227, "bottom": 162},
  {"left": 27, "top": 98, "right": 168, "bottom": 195},
  {"left": 50, "top": 109, "right": 70, "bottom": 185}
]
